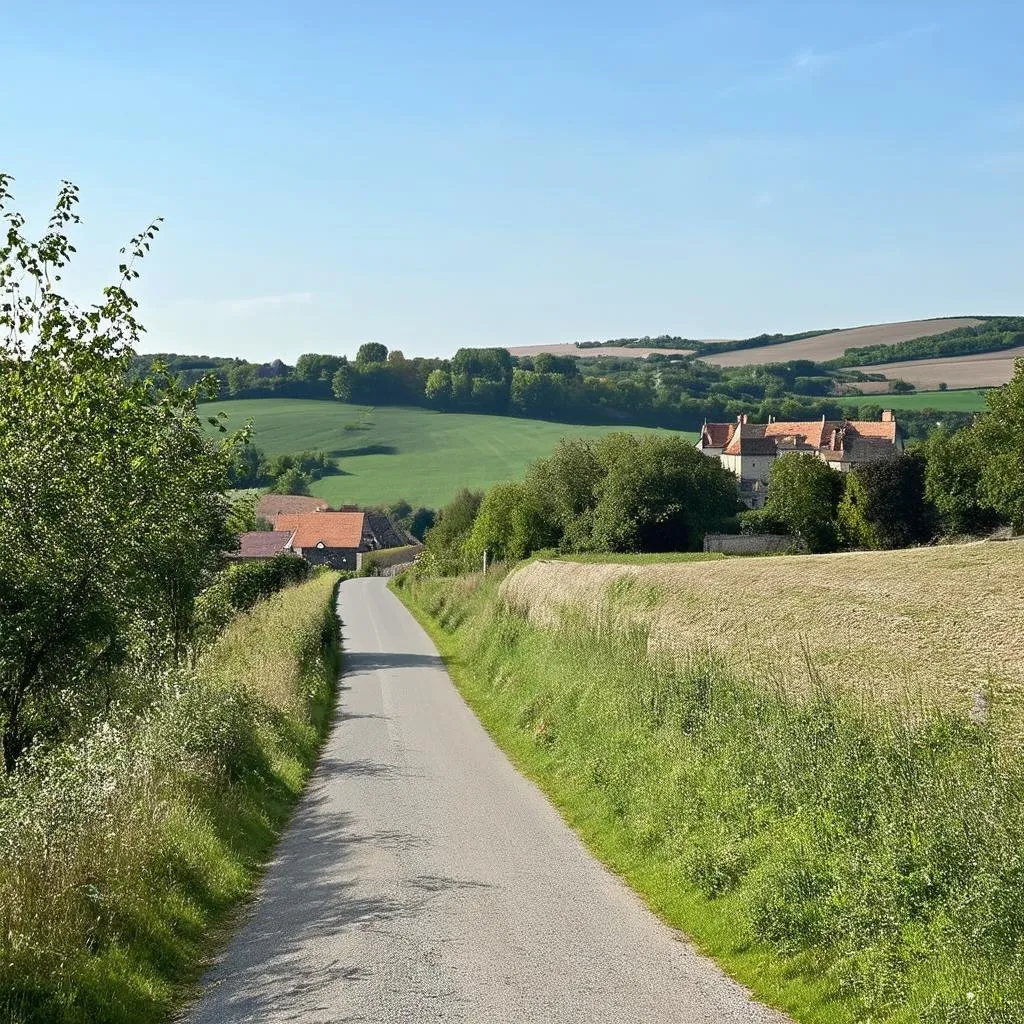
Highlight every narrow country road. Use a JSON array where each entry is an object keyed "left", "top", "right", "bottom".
[{"left": 187, "top": 577, "right": 788, "bottom": 1023}]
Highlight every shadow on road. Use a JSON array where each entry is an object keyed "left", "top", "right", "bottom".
[{"left": 341, "top": 650, "right": 445, "bottom": 673}]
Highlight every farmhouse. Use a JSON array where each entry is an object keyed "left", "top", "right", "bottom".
[
  {"left": 271, "top": 510, "right": 378, "bottom": 570},
  {"left": 237, "top": 530, "right": 295, "bottom": 559},
  {"left": 698, "top": 410, "right": 902, "bottom": 507}
]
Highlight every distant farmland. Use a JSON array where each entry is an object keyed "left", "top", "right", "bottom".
[
  {"left": 506, "top": 343, "right": 696, "bottom": 359},
  {"left": 835, "top": 389, "right": 991, "bottom": 412},
  {"left": 205, "top": 399, "right": 682, "bottom": 509},
  {"left": 846, "top": 346, "right": 1024, "bottom": 391},
  {"left": 700, "top": 317, "right": 985, "bottom": 367}
]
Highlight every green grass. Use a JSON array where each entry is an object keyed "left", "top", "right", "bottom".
[
  {"left": 0, "top": 574, "right": 341, "bottom": 1024},
  {"left": 204, "top": 399, "right": 685, "bottom": 509},
  {"left": 395, "top": 567, "right": 1024, "bottom": 1024},
  {"left": 554, "top": 551, "right": 726, "bottom": 565},
  {"left": 835, "top": 388, "right": 991, "bottom": 412}
]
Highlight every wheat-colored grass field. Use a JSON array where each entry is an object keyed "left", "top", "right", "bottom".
[
  {"left": 500, "top": 542, "right": 1024, "bottom": 735},
  {"left": 848, "top": 346, "right": 1024, "bottom": 390},
  {"left": 700, "top": 317, "right": 984, "bottom": 367},
  {"left": 506, "top": 342, "right": 696, "bottom": 359}
]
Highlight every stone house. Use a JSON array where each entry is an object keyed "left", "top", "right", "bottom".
[
  {"left": 272, "top": 511, "right": 377, "bottom": 570},
  {"left": 698, "top": 410, "right": 903, "bottom": 507}
]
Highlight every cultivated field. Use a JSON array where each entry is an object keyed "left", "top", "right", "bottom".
[
  {"left": 845, "top": 346, "right": 1024, "bottom": 391},
  {"left": 502, "top": 542, "right": 1024, "bottom": 736},
  {"left": 507, "top": 342, "right": 696, "bottom": 359},
  {"left": 204, "top": 399, "right": 682, "bottom": 509},
  {"left": 835, "top": 388, "right": 991, "bottom": 412},
  {"left": 700, "top": 317, "right": 984, "bottom": 367}
]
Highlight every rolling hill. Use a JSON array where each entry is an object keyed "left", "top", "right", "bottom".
[
  {"left": 205, "top": 399, "right": 683, "bottom": 509},
  {"left": 845, "top": 346, "right": 1024, "bottom": 391},
  {"left": 699, "top": 317, "right": 985, "bottom": 367}
]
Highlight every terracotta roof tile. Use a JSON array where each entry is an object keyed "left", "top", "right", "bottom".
[{"left": 275, "top": 512, "right": 366, "bottom": 550}]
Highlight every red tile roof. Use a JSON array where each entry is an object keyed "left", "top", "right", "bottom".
[
  {"left": 711, "top": 413, "right": 899, "bottom": 460},
  {"left": 275, "top": 512, "right": 366, "bottom": 550},
  {"left": 238, "top": 531, "right": 294, "bottom": 558},
  {"left": 256, "top": 494, "right": 330, "bottom": 521}
]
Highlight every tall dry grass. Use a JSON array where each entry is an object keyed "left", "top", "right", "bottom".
[
  {"left": 0, "top": 571, "right": 340, "bottom": 1024},
  {"left": 502, "top": 543, "right": 1024, "bottom": 737}
]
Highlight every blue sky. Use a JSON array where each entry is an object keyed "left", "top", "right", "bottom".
[{"left": 4, "top": 1, "right": 1022, "bottom": 361}]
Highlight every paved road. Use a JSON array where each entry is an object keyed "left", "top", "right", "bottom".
[{"left": 188, "top": 577, "right": 788, "bottom": 1023}]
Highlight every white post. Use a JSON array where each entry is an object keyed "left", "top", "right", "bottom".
[{"left": 483, "top": 549, "right": 488, "bottom": 575}]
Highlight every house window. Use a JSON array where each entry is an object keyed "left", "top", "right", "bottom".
[{"left": 316, "top": 541, "right": 325, "bottom": 549}]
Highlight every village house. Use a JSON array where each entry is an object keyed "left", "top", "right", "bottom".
[
  {"left": 236, "top": 530, "right": 295, "bottom": 560},
  {"left": 271, "top": 510, "right": 379, "bottom": 570},
  {"left": 697, "top": 410, "right": 903, "bottom": 507}
]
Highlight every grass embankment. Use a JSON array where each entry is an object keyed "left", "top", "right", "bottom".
[
  {"left": 0, "top": 572, "right": 341, "bottom": 1024},
  {"left": 203, "top": 399, "right": 685, "bottom": 508},
  {"left": 396, "top": 557, "right": 1024, "bottom": 1023}
]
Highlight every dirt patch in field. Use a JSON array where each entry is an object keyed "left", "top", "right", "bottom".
[
  {"left": 700, "top": 318, "right": 985, "bottom": 367},
  {"left": 507, "top": 343, "right": 697, "bottom": 360},
  {"left": 501, "top": 542, "right": 1024, "bottom": 737},
  {"left": 847, "top": 346, "right": 1024, "bottom": 390}
]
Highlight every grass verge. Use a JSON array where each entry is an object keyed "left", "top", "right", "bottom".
[
  {"left": 395, "top": 567, "right": 1024, "bottom": 1024},
  {"left": 0, "top": 572, "right": 341, "bottom": 1024}
]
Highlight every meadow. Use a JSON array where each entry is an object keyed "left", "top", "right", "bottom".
[
  {"left": 504, "top": 543, "right": 1024, "bottom": 736},
  {"left": 834, "top": 388, "right": 991, "bottom": 412},
  {"left": 204, "top": 399, "right": 682, "bottom": 509}
]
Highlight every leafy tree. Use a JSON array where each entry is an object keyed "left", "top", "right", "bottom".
[
  {"left": 421, "top": 489, "right": 483, "bottom": 574},
  {"left": 764, "top": 454, "right": 843, "bottom": 552},
  {"left": 924, "top": 427, "right": 996, "bottom": 535},
  {"left": 332, "top": 362, "right": 357, "bottom": 402},
  {"left": 408, "top": 506, "right": 436, "bottom": 541},
  {"left": 269, "top": 468, "right": 312, "bottom": 495},
  {"left": 976, "top": 360, "right": 1024, "bottom": 529},
  {"left": 295, "top": 352, "right": 343, "bottom": 382},
  {"left": 0, "top": 176, "right": 244, "bottom": 768},
  {"left": 425, "top": 368, "right": 452, "bottom": 408},
  {"left": 838, "top": 453, "right": 934, "bottom": 549},
  {"left": 466, "top": 482, "right": 552, "bottom": 562},
  {"left": 355, "top": 342, "right": 388, "bottom": 366},
  {"left": 588, "top": 434, "right": 738, "bottom": 552}
]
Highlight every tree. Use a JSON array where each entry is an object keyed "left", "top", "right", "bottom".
[
  {"left": 425, "top": 368, "right": 452, "bottom": 408},
  {"left": 0, "top": 176, "right": 245, "bottom": 768},
  {"left": 764, "top": 454, "right": 843, "bottom": 553},
  {"left": 838, "top": 452, "right": 935, "bottom": 549},
  {"left": 466, "top": 482, "right": 553, "bottom": 562},
  {"left": 422, "top": 489, "right": 483, "bottom": 574},
  {"left": 295, "top": 352, "right": 343, "bottom": 382},
  {"left": 924, "top": 427, "right": 996, "bottom": 535},
  {"left": 332, "top": 362, "right": 357, "bottom": 402},
  {"left": 355, "top": 342, "right": 388, "bottom": 366},
  {"left": 588, "top": 434, "right": 738, "bottom": 552},
  {"left": 269, "top": 468, "right": 312, "bottom": 495},
  {"left": 976, "top": 360, "right": 1024, "bottom": 529}
]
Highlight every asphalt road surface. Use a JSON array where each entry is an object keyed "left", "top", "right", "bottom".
[{"left": 187, "top": 577, "right": 788, "bottom": 1023}]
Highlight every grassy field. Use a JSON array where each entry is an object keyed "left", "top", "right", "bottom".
[
  {"left": 398, "top": 548, "right": 1024, "bottom": 1021},
  {"left": 503, "top": 543, "right": 1024, "bottom": 736},
  {"left": 204, "top": 399, "right": 683, "bottom": 508},
  {"left": 701, "top": 317, "right": 984, "bottom": 367},
  {"left": 835, "top": 388, "right": 991, "bottom": 412}
]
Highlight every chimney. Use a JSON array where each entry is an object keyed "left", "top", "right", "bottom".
[{"left": 881, "top": 409, "right": 894, "bottom": 422}]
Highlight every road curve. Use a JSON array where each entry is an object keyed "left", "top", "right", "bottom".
[{"left": 187, "top": 577, "right": 788, "bottom": 1023}]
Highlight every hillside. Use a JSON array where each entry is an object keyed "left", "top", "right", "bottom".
[
  {"left": 205, "top": 399, "right": 682, "bottom": 509},
  {"left": 846, "top": 346, "right": 1024, "bottom": 391},
  {"left": 833, "top": 388, "right": 991, "bottom": 412},
  {"left": 506, "top": 342, "right": 696, "bottom": 359},
  {"left": 501, "top": 542, "right": 1024, "bottom": 737},
  {"left": 700, "top": 317, "right": 985, "bottom": 367}
]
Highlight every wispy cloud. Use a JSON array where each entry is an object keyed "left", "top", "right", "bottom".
[
  {"left": 722, "top": 23, "right": 938, "bottom": 96},
  {"left": 177, "top": 291, "right": 314, "bottom": 314}
]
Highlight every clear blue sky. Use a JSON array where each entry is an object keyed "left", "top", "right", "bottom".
[{"left": 4, "top": 1, "right": 1022, "bottom": 362}]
